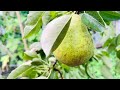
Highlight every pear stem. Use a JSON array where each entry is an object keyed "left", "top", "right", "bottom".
[
  {"left": 52, "top": 60, "right": 63, "bottom": 79},
  {"left": 53, "top": 68, "right": 63, "bottom": 79}
]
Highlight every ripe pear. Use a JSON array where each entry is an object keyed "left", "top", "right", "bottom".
[{"left": 53, "top": 14, "right": 94, "bottom": 67}]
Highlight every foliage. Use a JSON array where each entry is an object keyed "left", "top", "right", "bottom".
[{"left": 1, "top": 11, "right": 120, "bottom": 79}]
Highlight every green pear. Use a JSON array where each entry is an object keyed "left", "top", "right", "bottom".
[{"left": 53, "top": 14, "right": 94, "bottom": 67}]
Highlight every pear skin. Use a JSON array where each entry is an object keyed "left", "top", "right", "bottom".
[{"left": 53, "top": 14, "right": 94, "bottom": 67}]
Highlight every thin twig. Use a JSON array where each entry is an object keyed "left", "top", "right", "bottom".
[
  {"left": 53, "top": 60, "right": 57, "bottom": 67},
  {"left": 54, "top": 68, "right": 63, "bottom": 79},
  {"left": 15, "top": 11, "right": 28, "bottom": 50},
  {"left": 52, "top": 60, "right": 63, "bottom": 79}
]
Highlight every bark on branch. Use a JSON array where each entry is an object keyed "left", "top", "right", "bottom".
[{"left": 15, "top": 11, "right": 28, "bottom": 50}]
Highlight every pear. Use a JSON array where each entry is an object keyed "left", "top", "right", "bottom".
[{"left": 53, "top": 14, "right": 94, "bottom": 67}]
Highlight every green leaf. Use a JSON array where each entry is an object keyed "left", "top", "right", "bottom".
[
  {"left": 39, "top": 49, "right": 46, "bottom": 60},
  {"left": 101, "top": 56, "right": 112, "bottom": 69},
  {"left": 116, "top": 50, "right": 120, "bottom": 59},
  {"left": 100, "top": 11, "right": 120, "bottom": 21},
  {"left": 50, "top": 11, "right": 57, "bottom": 19},
  {"left": 103, "top": 38, "right": 113, "bottom": 48},
  {"left": 41, "top": 14, "right": 72, "bottom": 57},
  {"left": 23, "top": 53, "right": 33, "bottom": 61},
  {"left": 116, "top": 34, "right": 120, "bottom": 45},
  {"left": 86, "top": 11, "right": 105, "bottom": 26},
  {"left": 31, "top": 58, "right": 43, "bottom": 66},
  {"left": 42, "top": 11, "right": 57, "bottom": 28},
  {"left": 116, "top": 45, "right": 120, "bottom": 51},
  {"left": 23, "top": 42, "right": 41, "bottom": 61},
  {"left": 115, "top": 61, "right": 120, "bottom": 74},
  {"left": 7, "top": 61, "right": 32, "bottom": 79},
  {"left": 24, "top": 49, "right": 38, "bottom": 58},
  {"left": 30, "top": 42, "right": 41, "bottom": 51},
  {"left": 81, "top": 13, "right": 105, "bottom": 32},
  {"left": 42, "top": 11, "right": 51, "bottom": 28},
  {"left": 21, "top": 67, "right": 38, "bottom": 79},
  {"left": 101, "top": 65, "right": 113, "bottom": 79},
  {"left": 107, "top": 37, "right": 117, "bottom": 52},
  {"left": 23, "top": 11, "right": 44, "bottom": 38}
]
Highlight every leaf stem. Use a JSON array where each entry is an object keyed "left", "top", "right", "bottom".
[{"left": 97, "top": 11, "right": 108, "bottom": 28}]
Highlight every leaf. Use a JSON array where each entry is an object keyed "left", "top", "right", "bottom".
[
  {"left": 35, "top": 76, "right": 47, "bottom": 79},
  {"left": 31, "top": 58, "right": 43, "bottom": 66},
  {"left": 42, "top": 11, "right": 51, "bottom": 29},
  {"left": 101, "top": 65, "right": 113, "bottom": 79},
  {"left": 23, "top": 11, "right": 44, "bottom": 38},
  {"left": 100, "top": 11, "right": 120, "bottom": 21},
  {"left": 7, "top": 61, "right": 32, "bottom": 79},
  {"left": 23, "top": 53, "right": 33, "bottom": 61},
  {"left": 23, "top": 42, "right": 41, "bottom": 60},
  {"left": 101, "top": 26, "right": 116, "bottom": 46},
  {"left": 107, "top": 37, "right": 117, "bottom": 52},
  {"left": 24, "top": 49, "right": 38, "bottom": 58},
  {"left": 50, "top": 11, "right": 57, "bottom": 19},
  {"left": 115, "top": 61, "right": 120, "bottom": 74},
  {"left": 101, "top": 56, "right": 112, "bottom": 69},
  {"left": 116, "top": 34, "right": 120, "bottom": 45},
  {"left": 41, "top": 14, "right": 72, "bottom": 57},
  {"left": 103, "top": 38, "right": 113, "bottom": 48},
  {"left": 21, "top": 67, "right": 38, "bottom": 79},
  {"left": 86, "top": 11, "right": 105, "bottom": 26},
  {"left": 42, "top": 11, "right": 58, "bottom": 29},
  {"left": 48, "top": 57, "right": 56, "bottom": 64},
  {"left": 116, "top": 45, "right": 120, "bottom": 51},
  {"left": 61, "top": 64, "right": 70, "bottom": 73},
  {"left": 30, "top": 42, "right": 41, "bottom": 51},
  {"left": 20, "top": 77, "right": 29, "bottom": 79},
  {"left": 39, "top": 49, "right": 46, "bottom": 60},
  {"left": 116, "top": 50, "right": 120, "bottom": 59},
  {"left": 81, "top": 13, "right": 105, "bottom": 32}
]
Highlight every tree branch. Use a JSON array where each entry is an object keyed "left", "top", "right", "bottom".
[{"left": 15, "top": 11, "right": 28, "bottom": 50}]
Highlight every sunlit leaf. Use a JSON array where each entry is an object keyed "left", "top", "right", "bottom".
[
  {"left": 86, "top": 11, "right": 105, "bottom": 26},
  {"left": 23, "top": 11, "right": 44, "bottom": 38},
  {"left": 31, "top": 58, "right": 43, "bottom": 66},
  {"left": 21, "top": 67, "right": 38, "bottom": 79},
  {"left": 41, "top": 14, "right": 72, "bottom": 57},
  {"left": 81, "top": 13, "right": 105, "bottom": 32},
  {"left": 23, "top": 53, "right": 33, "bottom": 61},
  {"left": 7, "top": 61, "right": 32, "bottom": 79},
  {"left": 100, "top": 11, "right": 120, "bottom": 21}
]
